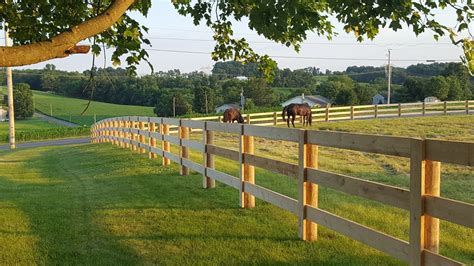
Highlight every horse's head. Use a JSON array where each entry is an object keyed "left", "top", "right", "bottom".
[{"left": 237, "top": 113, "right": 245, "bottom": 123}]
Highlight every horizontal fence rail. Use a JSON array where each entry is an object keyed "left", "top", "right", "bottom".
[
  {"left": 91, "top": 116, "right": 473, "bottom": 266},
  {"left": 187, "top": 100, "right": 473, "bottom": 127}
]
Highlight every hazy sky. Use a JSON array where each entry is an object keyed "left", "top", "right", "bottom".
[{"left": 9, "top": 1, "right": 471, "bottom": 74}]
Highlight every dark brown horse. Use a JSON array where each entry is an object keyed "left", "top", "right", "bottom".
[
  {"left": 223, "top": 108, "right": 245, "bottom": 123},
  {"left": 282, "top": 103, "right": 312, "bottom": 128}
]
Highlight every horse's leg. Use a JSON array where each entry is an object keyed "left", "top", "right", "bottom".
[
  {"left": 287, "top": 113, "right": 290, "bottom": 127},
  {"left": 291, "top": 115, "right": 296, "bottom": 128}
]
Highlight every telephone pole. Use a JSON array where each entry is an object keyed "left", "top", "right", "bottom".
[
  {"left": 4, "top": 25, "right": 15, "bottom": 149},
  {"left": 387, "top": 49, "right": 392, "bottom": 105},
  {"left": 173, "top": 96, "right": 176, "bottom": 117}
]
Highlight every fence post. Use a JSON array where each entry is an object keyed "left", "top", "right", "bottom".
[
  {"left": 443, "top": 101, "right": 447, "bottom": 115},
  {"left": 149, "top": 119, "right": 157, "bottom": 159},
  {"left": 139, "top": 120, "right": 146, "bottom": 154},
  {"left": 162, "top": 122, "right": 170, "bottom": 166},
  {"left": 218, "top": 116, "right": 222, "bottom": 123},
  {"left": 111, "top": 121, "right": 115, "bottom": 144},
  {"left": 273, "top": 111, "right": 277, "bottom": 125},
  {"left": 398, "top": 103, "right": 402, "bottom": 117},
  {"left": 246, "top": 114, "right": 251, "bottom": 124},
  {"left": 374, "top": 105, "right": 378, "bottom": 118},
  {"left": 325, "top": 106, "right": 329, "bottom": 122},
  {"left": 425, "top": 160, "right": 441, "bottom": 253},
  {"left": 125, "top": 118, "right": 131, "bottom": 149},
  {"left": 409, "top": 139, "right": 425, "bottom": 266},
  {"left": 102, "top": 121, "right": 106, "bottom": 143},
  {"left": 105, "top": 121, "right": 110, "bottom": 143},
  {"left": 113, "top": 120, "right": 118, "bottom": 146},
  {"left": 350, "top": 106, "right": 354, "bottom": 120},
  {"left": 118, "top": 119, "right": 123, "bottom": 147},
  {"left": 298, "top": 130, "right": 318, "bottom": 241},
  {"left": 422, "top": 102, "right": 426, "bottom": 116},
  {"left": 114, "top": 120, "right": 118, "bottom": 146},
  {"left": 91, "top": 125, "right": 94, "bottom": 143},
  {"left": 97, "top": 123, "right": 100, "bottom": 143},
  {"left": 94, "top": 123, "right": 98, "bottom": 143},
  {"left": 203, "top": 122, "right": 215, "bottom": 189},
  {"left": 131, "top": 119, "right": 137, "bottom": 152},
  {"left": 106, "top": 121, "right": 110, "bottom": 143},
  {"left": 466, "top": 100, "right": 469, "bottom": 114},
  {"left": 240, "top": 124, "right": 255, "bottom": 208},
  {"left": 122, "top": 119, "right": 127, "bottom": 148},
  {"left": 110, "top": 118, "right": 119, "bottom": 146},
  {"left": 103, "top": 122, "right": 107, "bottom": 143},
  {"left": 179, "top": 122, "right": 189, "bottom": 175}
]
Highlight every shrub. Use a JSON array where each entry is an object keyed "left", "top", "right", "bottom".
[{"left": 13, "top": 83, "right": 34, "bottom": 119}]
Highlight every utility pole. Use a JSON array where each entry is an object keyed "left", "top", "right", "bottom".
[
  {"left": 240, "top": 88, "right": 245, "bottom": 111},
  {"left": 4, "top": 25, "right": 15, "bottom": 149},
  {"left": 387, "top": 49, "right": 392, "bottom": 105},
  {"left": 173, "top": 96, "right": 176, "bottom": 117},
  {"left": 204, "top": 89, "right": 208, "bottom": 114}
]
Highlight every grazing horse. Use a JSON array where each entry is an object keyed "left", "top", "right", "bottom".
[
  {"left": 223, "top": 108, "right": 245, "bottom": 123},
  {"left": 282, "top": 103, "right": 312, "bottom": 128}
]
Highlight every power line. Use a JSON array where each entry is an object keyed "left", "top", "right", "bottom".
[
  {"left": 144, "top": 36, "right": 454, "bottom": 47},
  {"left": 145, "top": 48, "right": 460, "bottom": 62}
]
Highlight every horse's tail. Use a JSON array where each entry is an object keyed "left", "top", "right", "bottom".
[
  {"left": 282, "top": 106, "right": 287, "bottom": 122},
  {"left": 308, "top": 110, "right": 312, "bottom": 126}
]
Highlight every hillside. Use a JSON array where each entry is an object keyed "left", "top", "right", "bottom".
[{"left": 32, "top": 90, "right": 155, "bottom": 126}]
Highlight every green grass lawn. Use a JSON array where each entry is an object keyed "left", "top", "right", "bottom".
[
  {"left": 0, "top": 115, "right": 472, "bottom": 264},
  {"left": 32, "top": 90, "right": 155, "bottom": 126}
]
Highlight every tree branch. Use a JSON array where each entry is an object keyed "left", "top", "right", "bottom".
[{"left": 0, "top": 0, "right": 135, "bottom": 67}]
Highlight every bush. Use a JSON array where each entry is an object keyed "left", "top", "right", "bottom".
[
  {"left": 335, "top": 88, "right": 358, "bottom": 105},
  {"left": 13, "top": 83, "right": 34, "bottom": 119}
]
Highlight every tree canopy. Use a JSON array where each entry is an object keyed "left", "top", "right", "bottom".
[
  {"left": 12, "top": 83, "right": 34, "bottom": 119},
  {"left": 0, "top": 0, "right": 473, "bottom": 75}
]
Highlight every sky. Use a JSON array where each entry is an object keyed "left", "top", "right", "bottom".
[{"left": 7, "top": 1, "right": 472, "bottom": 74}]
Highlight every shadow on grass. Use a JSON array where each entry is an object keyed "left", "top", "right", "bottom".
[{"left": 0, "top": 144, "right": 405, "bottom": 265}]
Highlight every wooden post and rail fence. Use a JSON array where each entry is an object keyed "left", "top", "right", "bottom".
[
  {"left": 190, "top": 100, "right": 473, "bottom": 127},
  {"left": 91, "top": 116, "right": 473, "bottom": 266}
]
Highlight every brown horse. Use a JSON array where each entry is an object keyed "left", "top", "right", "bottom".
[
  {"left": 282, "top": 103, "right": 312, "bottom": 128},
  {"left": 223, "top": 108, "right": 245, "bottom": 123}
]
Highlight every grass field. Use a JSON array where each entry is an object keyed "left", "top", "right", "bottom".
[
  {"left": 0, "top": 117, "right": 89, "bottom": 144},
  {"left": 0, "top": 115, "right": 472, "bottom": 264},
  {"left": 32, "top": 91, "right": 155, "bottom": 126}
]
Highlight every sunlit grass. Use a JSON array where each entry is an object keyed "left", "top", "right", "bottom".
[{"left": 0, "top": 115, "right": 472, "bottom": 264}]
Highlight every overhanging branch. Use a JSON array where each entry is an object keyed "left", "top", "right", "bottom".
[{"left": 0, "top": 0, "right": 135, "bottom": 67}]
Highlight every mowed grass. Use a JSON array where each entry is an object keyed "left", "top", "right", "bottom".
[
  {"left": 0, "top": 115, "right": 472, "bottom": 264},
  {"left": 0, "top": 144, "right": 404, "bottom": 265},
  {"left": 32, "top": 90, "right": 154, "bottom": 126}
]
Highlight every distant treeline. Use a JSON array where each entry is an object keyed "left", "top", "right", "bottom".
[{"left": 2, "top": 62, "right": 472, "bottom": 117}]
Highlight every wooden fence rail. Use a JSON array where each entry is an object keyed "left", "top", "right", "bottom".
[
  {"left": 187, "top": 100, "right": 473, "bottom": 127},
  {"left": 91, "top": 116, "right": 473, "bottom": 266}
]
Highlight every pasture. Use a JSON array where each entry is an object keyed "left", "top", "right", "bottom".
[
  {"left": 0, "top": 115, "right": 472, "bottom": 264},
  {"left": 32, "top": 90, "right": 155, "bottom": 126}
]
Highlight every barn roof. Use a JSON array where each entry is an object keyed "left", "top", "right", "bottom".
[{"left": 281, "top": 95, "right": 332, "bottom": 107}]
